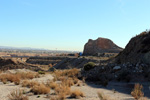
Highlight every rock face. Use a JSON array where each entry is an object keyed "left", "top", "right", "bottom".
[
  {"left": 83, "top": 37, "right": 123, "bottom": 55},
  {"left": 116, "top": 31, "right": 150, "bottom": 64}
]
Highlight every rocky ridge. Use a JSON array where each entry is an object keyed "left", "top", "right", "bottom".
[
  {"left": 115, "top": 31, "right": 150, "bottom": 64},
  {"left": 83, "top": 37, "right": 123, "bottom": 56},
  {"left": 82, "top": 31, "right": 150, "bottom": 83}
]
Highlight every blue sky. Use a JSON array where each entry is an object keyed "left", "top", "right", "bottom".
[{"left": 0, "top": 0, "right": 150, "bottom": 51}]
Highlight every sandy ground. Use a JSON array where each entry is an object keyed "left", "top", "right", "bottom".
[
  {"left": 0, "top": 83, "right": 20, "bottom": 100},
  {"left": 0, "top": 69, "right": 150, "bottom": 100}
]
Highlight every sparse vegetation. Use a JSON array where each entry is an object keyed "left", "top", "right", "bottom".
[
  {"left": 70, "top": 89, "right": 84, "bottom": 99},
  {"left": 131, "top": 83, "right": 144, "bottom": 99},
  {"left": 97, "top": 92, "right": 109, "bottom": 100},
  {"left": 8, "top": 89, "right": 28, "bottom": 100},
  {"left": 38, "top": 71, "right": 45, "bottom": 74},
  {"left": 55, "top": 84, "right": 71, "bottom": 95},
  {"left": 21, "top": 80, "right": 39, "bottom": 88},
  {"left": 53, "top": 68, "right": 79, "bottom": 80},
  {"left": 31, "top": 83, "right": 50, "bottom": 94},
  {"left": 17, "top": 72, "right": 39, "bottom": 79},
  {"left": 57, "top": 93, "right": 67, "bottom": 100},
  {"left": 0, "top": 74, "right": 21, "bottom": 84},
  {"left": 62, "top": 78, "right": 74, "bottom": 87},
  {"left": 0, "top": 72, "right": 39, "bottom": 85},
  {"left": 46, "top": 81, "right": 58, "bottom": 89}
]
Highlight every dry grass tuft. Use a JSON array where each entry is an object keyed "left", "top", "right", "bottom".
[
  {"left": 0, "top": 72, "right": 39, "bottom": 85},
  {"left": 70, "top": 89, "right": 84, "bottom": 99},
  {"left": 50, "top": 68, "right": 82, "bottom": 99},
  {"left": 8, "top": 89, "right": 28, "bottom": 100},
  {"left": 57, "top": 93, "right": 66, "bottom": 100},
  {"left": 97, "top": 92, "right": 110, "bottom": 100},
  {"left": 73, "top": 78, "right": 79, "bottom": 84},
  {"left": 31, "top": 83, "right": 50, "bottom": 94},
  {"left": 62, "top": 78, "right": 74, "bottom": 87},
  {"left": 0, "top": 77, "right": 7, "bottom": 84},
  {"left": 21, "top": 80, "right": 39, "bottom": 88},
  {"left": 17, "top": 72, "right": 39, "bottom": 79},
  {"left": 55, "top": 84, "right": 71, "bottom": 95},
  {"left": 53, "top": 68, "right": 79, "bottom": 81},
  {"left": 0, "top": 74, "right": 21, "bottom": 84},
  {"left": 46, "top": 81, "right": 58, "bottom": 89},
  {"left": 131, "top": 83, "right": 144, "bottom": 99}
]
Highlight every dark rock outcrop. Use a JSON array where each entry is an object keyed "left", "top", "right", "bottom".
[
  {"left": 26, "top": 57, "right": 65, "bottom": 65},
  {"left": 0, "top": 57, "right": 16, "bottom": 66},
  {"left": 83, "top": 37, "right": 123, "bottom": 55},
  {"left": 53, "top": 57, "right": 99, "bottom": 69},
  {"left": 116, "top": 31, "right": 150, "bottom": 64}
]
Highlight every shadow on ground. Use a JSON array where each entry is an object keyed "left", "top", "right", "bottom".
[{"left": 85, "top": 81, "right": 150, "bottom": 99}]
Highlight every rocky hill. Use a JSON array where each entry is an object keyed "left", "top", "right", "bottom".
[
  {"left": 83, "top": 37, "right": 123, "bottom": 55},
  {"left": 116, "top": 31, "right": 150, "bottom": 64},
  {"left": 82, "top": 31, "right": 150, "bottom": 83}
]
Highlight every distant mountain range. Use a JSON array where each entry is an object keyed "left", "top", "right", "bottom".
[
  {"left": 0, "top": 46, "right": 79, "bottom": 53},
  {"left": 0, "top": 46, "right": 48, "bottom": 50}
]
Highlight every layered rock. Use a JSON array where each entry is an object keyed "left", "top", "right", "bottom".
[
  {"left": 116, "top": 31, "right": 150, "bottom": 64},
  {"left": 83, "top": 37, "right": 123, "bottom": 55}
]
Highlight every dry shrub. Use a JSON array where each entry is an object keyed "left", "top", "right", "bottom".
[
  {"left": 22, "top": 80, "right": 39, "bottom": 88},
  {"left": 55, "top": 84, "right": 71, "bottom": 95},
  {"left": 13, "top": 76, "right": 20, "bottom": 85},
  {"left": 46, "top": 81, "right": 58, "bottom": 89},
  {"left": 0, "top": 74, "right": 21, "bottom": 84},
  {"left": 0, "top": 72, "right": 39, "bottom": 85},
  {"left": 8, "top": 89, "right": 28, "bottom": 100},
  {"left": 73, "top": 78, "right": 79, "bottom": 84},
  {"left": 131, "top": 83, "right": 144, "bottom": 99},
  {"left": 54, "top": 68, "right": 79, "bottom": 80},
  {"left": 50, "top": 96, "right": 57, "bottom": 100},
  {"left": 62, "top": 78, "right": 74, "bottom": 87},
  {"left": 17, "top": 72, "right": 39, "bottom": 79},
  {"left": 50, "top": 95, "right": 66, "bottom": 100},
  {"left": 97, "top": 92, "right": 109, "bottom": 100},
  {"left": 21, "top": 80, "right": 30, "bottom": 87},
  {"left": 76, "top": 82, "right": 82, "bottom": 86},
  {"left": 70, "top": 89, "right": 84, "bottom": 99},
  {"left": 50, "top": 68, "right": 81, "bottom": 99},
  {"left": 0, "top": 70, "right": 2, "bottom": 74},
  {"left": 57, "top": 93, "right": 66, "bottom": 100},
  {"left": 31, "top": 83, "right": 50, "bottom": 94},
  {"left": 0, "top": 77, "right": 7, "bottom": 84},
  {"left": 58, "top": 76, "right": 66, "bottom": 81}
]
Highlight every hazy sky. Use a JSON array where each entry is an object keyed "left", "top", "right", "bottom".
[{"left": 0, "top": 0, "right": 150, "bottom": 51}]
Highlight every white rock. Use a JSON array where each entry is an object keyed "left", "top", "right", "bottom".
[{"left": 113, "top": 66, "right": 121, "bottom": 70}]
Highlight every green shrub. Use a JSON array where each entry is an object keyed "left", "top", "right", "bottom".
[
  {"left": 38, "top": 71, "right": 45, "bottom": 74},
  {"left": 83, "top": 62, "right": 95, "bottom": 71}
]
